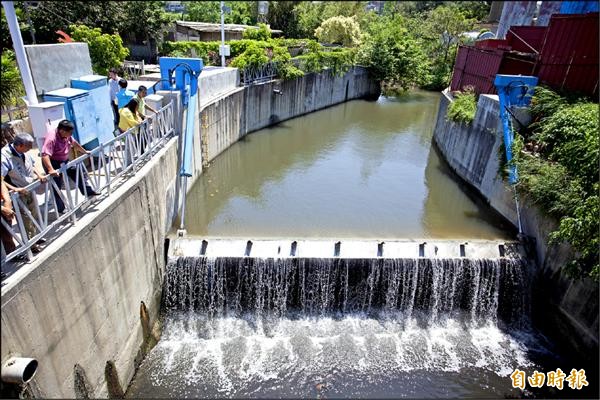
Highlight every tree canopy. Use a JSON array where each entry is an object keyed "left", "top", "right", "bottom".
[
  {"left": 184, "top": 1, "right": 258, "bottom": 25},
  {"left": 11, "top": 1, "right": 172, "bottom": 45},
  {"left": 314, "top": 16, "right": 362, "bottom": 47},
  {"left": 69, "top": 24, "right": 129, "bottom": 75}
]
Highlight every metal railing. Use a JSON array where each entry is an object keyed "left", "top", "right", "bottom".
[
  {"left": 241, "top": 62, "right": 279, "bottom": 85},
  {"left": 1, "top": 101, "right": 174, "bottom": 263},
  {"left": 123, "top": 60, "right": 146, "bottom": 80}
]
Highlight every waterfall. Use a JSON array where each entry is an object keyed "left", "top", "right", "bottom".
[
  {"left": 127, "top": 256, "right": 542, "bottom": 398},
  {"left": 164, "top": 256, "right": 529, "bottom": 327}
]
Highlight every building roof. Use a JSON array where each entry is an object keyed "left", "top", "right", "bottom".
[{"left": 175, "top": 21, "right": 283, "bottom": 35}]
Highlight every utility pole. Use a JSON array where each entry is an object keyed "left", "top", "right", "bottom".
[
  {"left": 220, "top": 0, "right": 225, "bottom": 67},
  {"left": 2, "top": 1, "right": 38, "bottom": 105}
]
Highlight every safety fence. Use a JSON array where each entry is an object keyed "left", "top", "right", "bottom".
[
  {"left": 1, "top": 101, "right": 174, "bottom": 263},
  {"left": 240, "top": 62, "right": 279, "bottom": 85}
]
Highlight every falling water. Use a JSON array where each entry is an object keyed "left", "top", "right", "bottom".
[
  {"left": 163, "top": 257, "right": 530, "bottom": 329},
  {"left": 127, "top": 256, "right": 554, "bottom": 398}
]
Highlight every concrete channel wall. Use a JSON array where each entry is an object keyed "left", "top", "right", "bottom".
[
  {"left": 432, "top": 90, "right": 599, "bottom": 362},
  {"left": 0, "top": 67, "right": 379, "bottom": 398},
  {"left": 202, "top": 66, "right": 380, "bottom": 163},
  {"left": 1, "top": 140, "right": 180, "bottom": 398}
]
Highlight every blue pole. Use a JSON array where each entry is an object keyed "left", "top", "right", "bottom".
[
  {"left": 180, "top": 85, "right": 197, "bottom": 178},
  {"left": 497, "top": 94, "right": 518, "bottom": 184}
]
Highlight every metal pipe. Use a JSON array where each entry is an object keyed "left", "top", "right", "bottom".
[
  {"left": 513, "top": 186, "right": 523, "bottom": 235},
  {"left": 179, "top": 176, "right": 188, "bottom": 232},
  {"left": 1, "top": 357, "right": 38, "bottom": 384},
  {"left": 220, "top": 1, "right": 226, "bottom": 67},
  {"left": 2, "top": 1, "right": 38, "bottom": 105}
]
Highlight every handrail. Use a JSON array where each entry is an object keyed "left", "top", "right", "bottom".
[{"left": 1, "top": 101, "right": 174, "bottom": 263}]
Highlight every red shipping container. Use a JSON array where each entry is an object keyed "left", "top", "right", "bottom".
[
  {"left": 506, "top": 26, "right": 547, "bottom": 53},
  {"left": 475, "top": 39, "right": 510, "bottom": 50},
  {"left": 537, "top": 12, "right": 599, "bottom": 97}
]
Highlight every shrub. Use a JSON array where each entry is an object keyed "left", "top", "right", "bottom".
[
  {"left": 512, "top": 88, "right": 599, "bottom": 281},
  {"left": 230, "top": 41, "right": 269, "bottom": 69},
  {"left": 550, "top": 189, "right": 599, "bottom": 281},
  {"left": 314, "top": 15, "right": 362, "bottom": 47},
  {"left": 242, "top": 23, "right": 272, "bottom": 41},
  {"left": 447, "top": 89, "right": 476, "bottom": 124},
  {"left": 1, "top": 50, "right": 24, "bottom": 108},
  {"left": 69, "top": 24, "right": 129, "bottom": 75},
  {"left": 534, "top": 102, "right": 599, "bottom": 191}
]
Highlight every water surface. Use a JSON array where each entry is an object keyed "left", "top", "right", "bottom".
[{"left": 182, "top": 92, "right": 514, "bottom": 239}]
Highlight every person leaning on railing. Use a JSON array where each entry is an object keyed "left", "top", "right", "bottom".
[
  {"left": 134, "top": 85, "right": 157, "bottom": 120},
  {"left": 1, "top": 178, "right": 16, "bottom": 255},
  {"left": 119, "top": 98, "right": 147, "bottom": 168},
  {"left": 118, "top": 98, "right": 143, "bottom": 134},
  {"left": 41, "top": 120, "right": 99, "bottom": 214},
  {"left": 1, "top": 133, "right": 49, "bottom": 252}
]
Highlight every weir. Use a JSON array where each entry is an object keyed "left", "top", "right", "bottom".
[
  {"left": 165, "top": 238, "right": 530, "bottom": 327},
  {"left": 164, "top": 254, "right": 530, "bottom": 327},
  {"left": 128, "top": 240, "right": 536, "bottom": 398}
]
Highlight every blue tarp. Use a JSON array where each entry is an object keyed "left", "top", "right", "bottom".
[{"left": 560, "top": 1, "right": 599, "bottom": 14}]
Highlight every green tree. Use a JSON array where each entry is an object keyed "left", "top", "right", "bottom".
[
  {"left": 0, "top": 50, "right": 24, "bottom": 108},
  {"left": 227, "top": 1, "right": 258, "bottom": 25},
  {"left": 25, "top": 1, "right": 123, "bottom": 44},
  {"left": 185, "top": 1, "right": 220, "bottom": 23},
  {"left": 242, "top": 23, "right": 271, "bottom": 41},
  {"left": 69, "top": 24, "right": 129, "bottom": 75},
  {"left": 119, "top": 1, "right": 173, "bottom": 44},
  {"left": 358, "top": 15, "right": 431, "bottom": 91},
  {"left": 294, "top": 1, "right": 370, "bottom": 37},
  {"left": 422, "top": 5, "right": 475, "bottom": 65},
  {"left": 454, "top": 1, "right": 492, "bottom": 22},
  {"left": 314, "top": 16, "right": 362, "bottom": 47},
  {"left": 185, "top": 1, "right": 257, "bottom": 25},
  {"left": 267, "top": 1, "right": 302, "bottom": 38},
  {"left": 406, "top": 4, "right": 474, "bottom": 90}
]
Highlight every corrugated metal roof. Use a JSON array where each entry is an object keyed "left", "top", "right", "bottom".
[{"left": 176, "top": 21, "right": 283, "bottom": 34}]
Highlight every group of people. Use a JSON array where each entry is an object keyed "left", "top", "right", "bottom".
[
  {"left": 1, "top": 68, "right": 161, "bottom": 259},
  {"left": 1, "top": 120, "right": 98, "bottom": 256},
  {"left": 108, "top": 68, "right": 158, "bottom": 134}
]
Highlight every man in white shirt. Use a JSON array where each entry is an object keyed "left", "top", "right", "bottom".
[
  {"left": 1, "top": 133, "right": 48, "bottom": 252},
  {"left": 109, "top": 68, "right": 120, "bottom": 126}
]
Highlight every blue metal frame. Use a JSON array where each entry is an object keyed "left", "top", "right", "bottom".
[
  {"left": 159, "top": 57, "right": 203, "bottom": 177},
  {"left": 493, "top": 74, "right": 538, "bottom": 184},
  {"left": 159, "top": 57, "right": 203, "bottom": 233}
]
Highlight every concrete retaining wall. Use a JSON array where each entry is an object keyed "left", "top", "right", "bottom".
[
  {"left": 1, "top": 140, "right": 180, "bottom": 398},
  {"left": 198, "top": 67, "right": 240, "bottom": 109},
  {"left": 201, "top": 66, "right": 380, "bottom": 163},
  {"left": 432, "top": 90, "right": 599, "bottom": 362}
]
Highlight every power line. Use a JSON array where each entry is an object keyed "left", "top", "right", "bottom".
[{"left": 35, "top": 2, "right": 75, "bottom": 29}]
